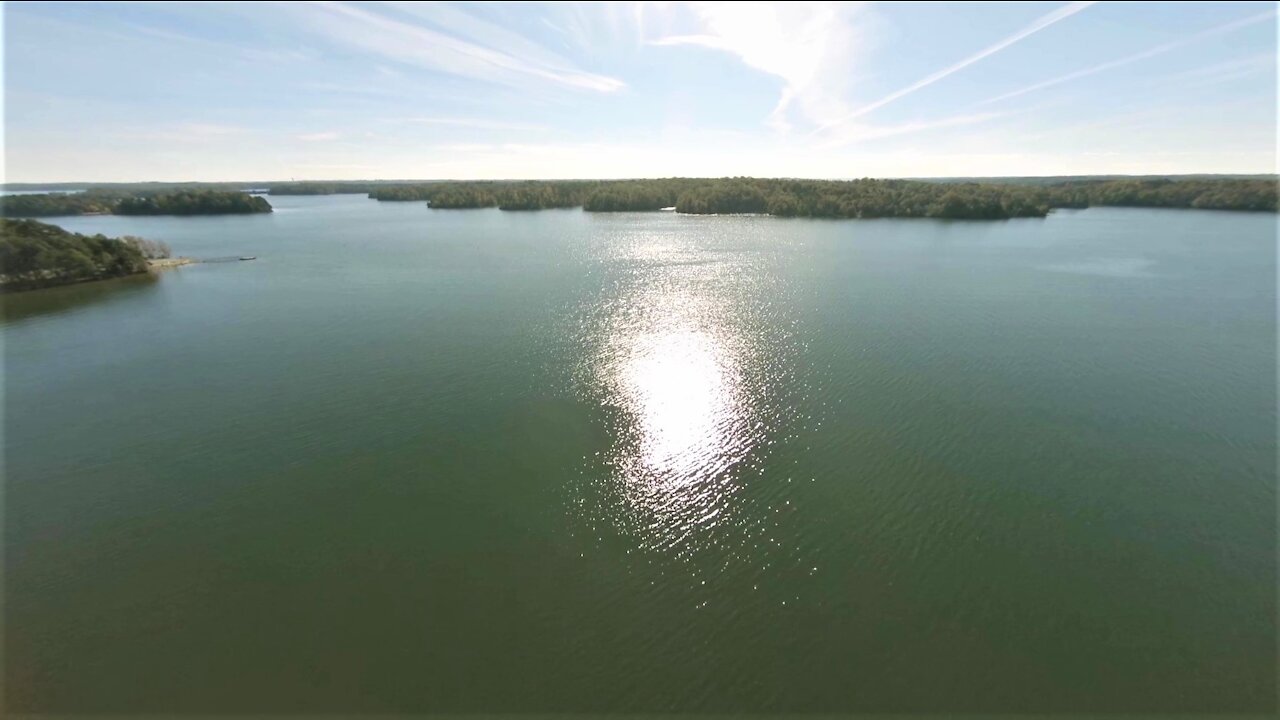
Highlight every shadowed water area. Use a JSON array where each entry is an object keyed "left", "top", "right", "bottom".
[{"left": 4, "top": 195, "right": 1275, "bottom": 713}]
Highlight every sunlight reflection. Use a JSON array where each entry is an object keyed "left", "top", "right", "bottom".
[
  {"left": 596, "top": 293, "right": 762, "bottom": 550},
  {"left": 620, "top": 328, "right": 742, "bottom": 481},
  {"left": 570, "top": 228, "right": 793, "bottom": 557}
]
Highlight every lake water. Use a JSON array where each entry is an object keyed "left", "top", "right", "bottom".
[{"left": 4, "top": 195, "right": 1276, "bottom": 713}]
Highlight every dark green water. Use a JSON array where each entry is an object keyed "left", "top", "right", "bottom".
[{"left": 4, "top": 196, "right": 1276, "bottom": 713}]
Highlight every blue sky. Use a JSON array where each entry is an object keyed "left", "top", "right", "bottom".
[{"left": 4, "top": 1, "right": 1276, "bottom": 181}]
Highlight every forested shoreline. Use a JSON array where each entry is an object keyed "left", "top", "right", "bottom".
[
  {"left": 1, "top": 178, "right": 1271, "bottom": 293},
  {"left": 2, "top": 177, "right": 1273, "bottom": 221},
  {"left": 1, "top": 189, "right": 272, "bottom": 217},
  {"left": 269, "top": 182, "right": 377, "bottom": 195},
  {"left": 0, "top": 219, "right": 168, "bottom": 292},
  {"left": 362, "top": 176, "right": 1276, "bottom": 218}
]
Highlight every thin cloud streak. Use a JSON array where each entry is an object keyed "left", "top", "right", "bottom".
[
  {"left": 384, "top": 1, "right": 587, "bottom": 76},
  {"left": 124, "top": 22, "right": 314, "bottom": 63},
  {"left": 976, "top": 9, "right": 1278, "bottom": 106},
  {"left": 392, "top": 117, "right": 550, "bottom": 132},
  {"left": 301, "top": 2, "right": 625, "bottom": 93},
  {"left": 815, "top": 0, "right": 1095, "bottom": 133}
]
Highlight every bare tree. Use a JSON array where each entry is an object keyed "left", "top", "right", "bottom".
[{"left": 123, "top": 236, "right": 171, "bottom": 259}]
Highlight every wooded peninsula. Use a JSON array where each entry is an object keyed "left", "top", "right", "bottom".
[{"left": 0, "top": 219, "right": 172, "bottom": 292}]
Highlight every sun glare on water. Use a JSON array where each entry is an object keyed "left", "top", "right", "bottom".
[
  {"left": 620, "top": 328, "right": 743, "bottom": 481},
  {"left": 591, "top": 276, "right": 766, "bottom": 551}
]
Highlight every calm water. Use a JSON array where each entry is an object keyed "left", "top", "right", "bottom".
[{"left": 4, "top": 196, "right": 1276, "bottom": 713}]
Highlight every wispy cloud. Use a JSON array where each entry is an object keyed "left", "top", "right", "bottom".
[
  {"left": 649, "top": 2, "right": 873, "bottom": 132},
  {"left": 298, "top": 2, "right": 625, "bottom": 93},
  {"left": 976, "top": 9, "right": 1277, "bottom": 106},
  {"left": 296, "top": 131, "right": 340, "bottom": 142},
  {"left": 392, "top": 117, "right": 549, "bottom": 132},
  {"left": 815, "top": 0, "right": 1095, "bottom": 133},
  {"left": 385, "top": 1, "right": 591, "bottom": 76},
  {"left": 125, "top": 22, "right": 312, "bottom": 64}
]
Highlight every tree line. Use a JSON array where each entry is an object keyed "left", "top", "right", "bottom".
[
  {"left": 269, "top": 182, "right": 378, "bottom": 195},
  {"left": 369, "top": 185, "right": 437, "bottom": 202},
  {"left": 0, "top": 219, "right": 155, "bottom": 292},
  {"left": 1044, "top": 178, "right": 1276, "bottom": 212},
  {"left": 1, "top": 189, "right": 273, "bottom": 217},
  {"left": 363, "top": 177, "right": 1276, "bottom": 218},
  {"left": 372, "top": 178, "right": 1054, "bottom": 218},
  {"left": 4, "top": 177, "right": 1272, "bottom": 221}
]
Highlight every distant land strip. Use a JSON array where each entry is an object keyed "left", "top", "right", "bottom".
[
  {"left": 2, "top": 176, "right": 1275, "bottom": 220},
  {"left": 0, "top": 189, "right": 271, "bottom": 218}
]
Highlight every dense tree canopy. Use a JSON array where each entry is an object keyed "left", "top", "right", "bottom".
[
  {"left": 364, "top": 178, "right": 1059, "bottom": 218},
  {"left": 1045, "top": 178, "right": 1277, "bottom": 212},
  {"left": 583, "top": 182, "right": 685, "bottom": 211},
  {"left": 496, "top": 182, "right": 593, "bottom": 210},
  {"left": 362, "top": 177, "right": 1275, "bottom": 218},
  {"left": 3, "top": 181, "right": 254, "bottom": 194},
  {"left": 1, "top": 189, "right": 272, "bottom": 217},
  {"left": 0, "top": 193, "right": 117, "bottom": 217},
  {"left": 424, "top": 184, "right": 499, "bottom": 208},
  {"left": 4, "top": 177, "right": 1273, "bottom": 221},
  {"left": 0, "top": 219, "right": 150, "bottom": 291},
  {"left": 369, "top": 185, "right": 438, "bottom": 202},
  {"left": 676, "top": 179, "right": 770, "bottom": 214},
  {"left": 114, "top": 190, "right": 272, "bottom": 215}
]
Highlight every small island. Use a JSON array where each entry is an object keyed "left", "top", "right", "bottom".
[
  {"left": 0, "top": 189, "right": 272, "bottom": 218},
  {"left": 0, "top": 219, "right": 184, "bottom": 292}
]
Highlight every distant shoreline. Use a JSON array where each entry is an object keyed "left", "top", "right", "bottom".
[
  {"left": 3, "top": 177, "right": 1274, "bottom": 219},
  {"left": 0, "top": 189, "right": 272, "bottom": 219}
]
